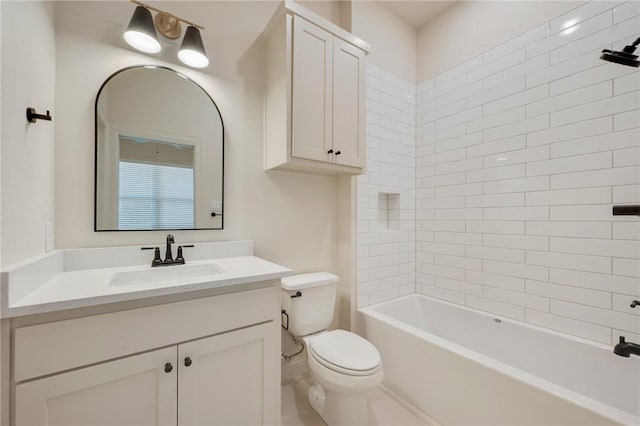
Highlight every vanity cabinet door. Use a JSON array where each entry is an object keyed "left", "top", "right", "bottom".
[
  {"left": 177, "top": 322, "right": 279, "bottom": 426},
  {"left": 291, "top": 16, "right": 334, "bottom": 164},
  {"left": 15, "top": 347, "right": 177, "bottom": 426},
  {"left": 332, "top": 37, "right": 366, "bottom": 168}
]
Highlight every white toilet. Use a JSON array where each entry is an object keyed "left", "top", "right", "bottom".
[{"left": 281, "top": 272, "right": 383, "bottom": 426}]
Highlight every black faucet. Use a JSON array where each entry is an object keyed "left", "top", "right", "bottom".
[
  {"left": 141, "top": 234, "right": 194, "bottom": 267},
  {"left": 614, "top": 336, "right": 640, "bottom": 357},
  {"left": 165, "top": 234, "right": 175, "bottom": 262}
]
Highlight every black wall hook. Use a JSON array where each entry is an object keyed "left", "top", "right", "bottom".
[{"left": 26, "top": 108, "right": 52, "bottom": 123}]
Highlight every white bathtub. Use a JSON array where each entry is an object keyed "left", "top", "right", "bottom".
[{"left": 359, "top": 294, "right": 640, "bottom": 425}]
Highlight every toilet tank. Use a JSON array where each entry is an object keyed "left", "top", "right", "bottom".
[{"left": 281, "top": 272, "right": 339, "bottom": 336}]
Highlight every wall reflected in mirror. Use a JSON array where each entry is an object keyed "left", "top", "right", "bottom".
[{"left": 95, "top": 66, "right": 223, "bottom": 231}]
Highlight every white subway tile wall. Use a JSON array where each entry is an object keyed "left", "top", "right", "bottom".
[
  {"left": 357, "top": 1, "right": 640, "bottom": 346},
  {"left": 357, "top": 64, "right": 416, "bottom": 307},
  {"left": 416, "top": 0, "right": 640, "bottom": 346}
]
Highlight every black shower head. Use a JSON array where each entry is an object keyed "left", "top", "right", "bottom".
[{"left": 600, "top": 37, "right": 640, "bottom": 67}]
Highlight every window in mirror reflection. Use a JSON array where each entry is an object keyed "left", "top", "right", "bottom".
[{"left": 117, "top": 136, "right": 195, "bottom": 230}]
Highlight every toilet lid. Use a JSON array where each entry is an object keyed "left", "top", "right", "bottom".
[{"left": 308, "top": 330, "right": 381, "bottom": 375}]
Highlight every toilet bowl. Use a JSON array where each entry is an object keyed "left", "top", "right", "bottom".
[
  {"left": 281, "top": 273, "right": 383, "bottom": 425},
  {"left": 304, "top": 330, "right": 383, "bottom": 425}
]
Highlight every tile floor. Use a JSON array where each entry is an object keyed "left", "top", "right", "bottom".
[{"left": 281, "top": 376, "right": 439, "bottom": 426}]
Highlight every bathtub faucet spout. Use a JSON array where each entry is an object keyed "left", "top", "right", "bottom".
[{"left": 614, "top": 336, "right": 640, "bottom": 357}]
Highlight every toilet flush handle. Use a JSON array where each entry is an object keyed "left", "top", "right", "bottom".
[{"left": 291, "top": 291, "right": 302, "bottom": 298}]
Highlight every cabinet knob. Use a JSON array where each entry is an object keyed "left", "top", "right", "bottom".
[
  {"left": 164, "top": 362, "right": 173, "bottom": 373},
  {"left": 335, "top": 150, "right": 341, "bottom": 156},
  {"left": 184, "top": 357, "right": 193, "bottom": 367},
  {"left": 327, "top": 149, "right": 333, "bottom": 154}
]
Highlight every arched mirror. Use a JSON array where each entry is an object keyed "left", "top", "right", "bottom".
[{"left": 94, "top": 66, "right": 223, "bottom": 231}]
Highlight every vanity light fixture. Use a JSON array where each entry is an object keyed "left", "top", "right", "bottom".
[
  {"left": 600, "top": 37, "right": 640, "bottom": 68},
  {"left": 178, "top": 26, "right": 209, "bottom": 68},
  {"left": 124, "top": 0, "right": 209, "bottom": 68},
  {"left": 124, "top": 5, "right": 161, "bottom": 53}
]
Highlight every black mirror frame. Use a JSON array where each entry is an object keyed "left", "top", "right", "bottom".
[{"left": 93, "top": 65, "right": 225, "bottom": 232}]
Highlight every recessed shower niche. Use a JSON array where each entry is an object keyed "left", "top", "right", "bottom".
[{"left": 378, "top": 193, "right": 400, "bottom": 231}]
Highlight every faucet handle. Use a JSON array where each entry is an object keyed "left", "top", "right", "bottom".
[
  {"left": 619, "top": 336, "right": 626, "bottom": 344},
  {"left": 175, "top": 245, "right": 194, "bottom": 264},
  {"left": 141, "top": 246, "right": 163, "bottom": 266}
]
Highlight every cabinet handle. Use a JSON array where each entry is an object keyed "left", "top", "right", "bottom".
[
  {"left": 164, "top": 362, "right": 173, "bottom": 373},
  {"left": 184, "top": 357, "right": 193, "bottom": 367},
  {"left": 335, "top": 150, "right": 341, "bottom": 156},
  {"left": 327, "top": 149, "right": 333, "bottom": 154}
]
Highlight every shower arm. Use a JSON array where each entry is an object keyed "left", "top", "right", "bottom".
[{"left": 623, "top": 37, "right": 640, "bottom": 52}]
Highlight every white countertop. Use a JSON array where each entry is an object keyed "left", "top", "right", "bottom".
[{"left": 1, "top": 242, "right": 292, "bottom": 318}]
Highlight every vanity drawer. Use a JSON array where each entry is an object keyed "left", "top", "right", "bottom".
[{"left": 14, "top": 286, "right": 278, "bottom": 382}]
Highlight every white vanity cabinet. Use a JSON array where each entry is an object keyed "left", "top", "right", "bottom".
[
  {"left": 11, "top": 286, "right": 280, "bottom": 426},
  {"left": 178, "top": 323, "right": 278, "bottom": 425},
  {"left": 16, "top": 347, "right": 178, "bottom": 426},
  {"left": 264, "top": 1, "right": 369, "bottom": 175}
]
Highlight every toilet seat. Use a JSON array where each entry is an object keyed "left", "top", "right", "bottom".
[{"left": 308, "top": 330, "right": 381, "bottom": 376}]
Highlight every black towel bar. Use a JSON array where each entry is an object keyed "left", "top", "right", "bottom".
[{"left": 612, "top": 205, "right": 640, "bottom": 216}]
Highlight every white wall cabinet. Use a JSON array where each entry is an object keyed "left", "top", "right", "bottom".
[
  {"left": 291, "top": 17, "right": 334, "bottom": 165},
  {"left": 264, "top": 2, "right": 369, "bottom": 175},
  {"left": 11, "top": 287, "right": 280, "bottom": 426},
  {"left": 331, "top": 37, "right": 366, "bottom": 168}
]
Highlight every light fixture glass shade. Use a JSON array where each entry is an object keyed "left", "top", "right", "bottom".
[
  {"left": 124, "top": 6, "right": 161, "bottom": 54},
  {"left": 178, "top": 26, "right": 209, "bottom": 68}
]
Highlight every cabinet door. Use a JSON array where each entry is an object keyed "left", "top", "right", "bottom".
[
  {"left": 15, "top": 347, "right": 177, "bottom": 426},
  {"left": 291, "top": 16, "right": 333, "bottom": 163},
  {"left": 332, "top": 38, "right": 366, "bottom": 168},
  {"left": 178, "top": 322, "right": 279, "bottom": 426}
]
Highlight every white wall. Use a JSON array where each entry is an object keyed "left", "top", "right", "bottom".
[
  {"left": 356, "top": 65, "right": 416, "bottom": 306},
  {"left": 351, "top": 1, "right": 417, "bottom": 83},
  {"left": 417, "top": 1, "right": 584, "bottom": 81},
  {"left": 347, "top": 1, "right": 417, "bottom": 306},
  {"left": 0, "top": 1, "right": 56, "bottom": 268},
  {"left": 415, "top": 0, "right": 640, "bottom": 345},
  {"left": 299, "top": 0, "right": 343, "bottom": 27},
  {"left": 53, "top": 1, "right": 339, "bottom": 274}
]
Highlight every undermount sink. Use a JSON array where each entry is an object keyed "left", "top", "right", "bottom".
[{"left": 109, "top": 263, "right": 225, "bottom": 287}]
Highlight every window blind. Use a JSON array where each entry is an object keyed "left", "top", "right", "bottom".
[{"left": 118, "top": 161, "right": 194, "bottom": 229}]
